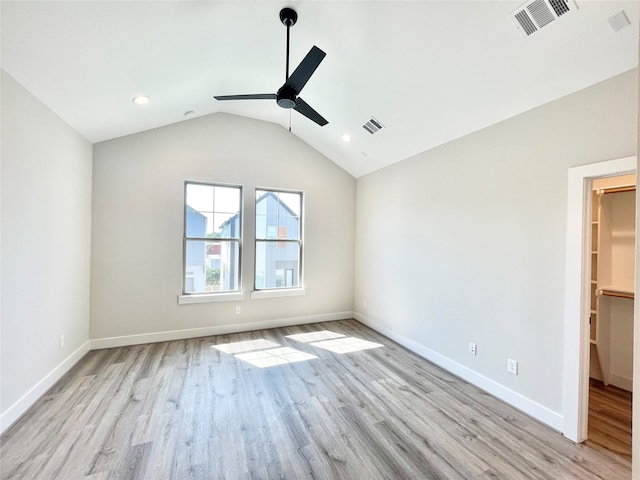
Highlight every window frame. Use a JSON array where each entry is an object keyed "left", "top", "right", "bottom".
[
  {"left": 253, "top": 187, "right": 304, "bottom": 295},
  {"left": 179, "top": 180, "right": 244, "bottom": 303}
]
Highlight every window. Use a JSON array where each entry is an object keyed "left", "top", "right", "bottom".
[
  {"left": 183, "top": 182, "right": 242, "bottom": 295},
  {"left": 255, "top": 189, "right": 302, "bottom": 290}
]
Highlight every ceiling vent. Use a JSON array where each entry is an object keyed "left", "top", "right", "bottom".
[
  {"left": 509, "top": 0, "right": 575, "bottom": 37},
  {"left": 363, "top": 117, "right": 384, "bottom": 135}
]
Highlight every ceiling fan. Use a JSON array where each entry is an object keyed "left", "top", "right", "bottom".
[{"left": 214, "top": 8, "right": 328, "bottom": 127}]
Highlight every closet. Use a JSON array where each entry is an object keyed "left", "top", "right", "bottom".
[{"left": 590, "top": 173, "right": 635, "bottom": 389}]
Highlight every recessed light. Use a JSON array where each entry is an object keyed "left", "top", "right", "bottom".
[
  {"left": 132, "top": 95, "right": 150, "bottom": 105},
  {"left": 341, "top": 133, "right": 351, "bottom": 143}
]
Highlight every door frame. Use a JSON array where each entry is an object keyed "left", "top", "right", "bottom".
[{"left": 563, "top": 155, "right": 636, "bottom": 442}]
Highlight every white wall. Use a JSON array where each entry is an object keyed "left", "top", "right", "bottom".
[
  {"left": 0, "top": 70, "right": 93, "bottom": 431},
  {"left": 91, "top": 113, "right": 355, "bottom": 343},
  {"left": 354, "top": 69, "right": 638, "bottom": 428}
]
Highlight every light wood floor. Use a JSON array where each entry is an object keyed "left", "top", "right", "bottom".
[
  {"left": 0, "top": 319, "right": 631, "bottom": 479},
  {"left": 587, "top": 379, "right": 632, "bottom": 460}
]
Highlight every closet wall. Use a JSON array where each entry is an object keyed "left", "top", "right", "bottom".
[{"left": 590, "top": 174, "right": 636, "bottom": 391}]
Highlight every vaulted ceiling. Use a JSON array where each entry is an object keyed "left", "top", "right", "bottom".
[{"left": 2, "top": 1, "right": 638, "bottom": 177}]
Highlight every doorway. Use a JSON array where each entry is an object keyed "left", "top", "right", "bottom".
[
  {"left": 585, "top": 173, "right": 635, "bottom": 459},
  {"left": 562, "top": 156, "right": 636, "bottom": 444}
]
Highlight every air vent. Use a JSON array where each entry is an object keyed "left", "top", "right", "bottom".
[
  {"left": 363, "top": 117, "right": 384, "bottom": 135},
  {"left": 509, "top": 0, "right": 575, "bottom": 38}
]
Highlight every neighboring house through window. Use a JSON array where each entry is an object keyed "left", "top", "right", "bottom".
[
  {"left": 255, "top": 189, "right": 303, "bottom": 290},
  {"left": 183, "top": 182, "right": 242, "bottom": 294}
]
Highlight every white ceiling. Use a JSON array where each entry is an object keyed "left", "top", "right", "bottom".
[{"left": 2, "top": 1, "right": 638, "bottom": 177}]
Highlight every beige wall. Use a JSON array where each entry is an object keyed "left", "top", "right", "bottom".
[
  {"left": 91, "top": 113, "right": 356, "bottom": 342},
  {"left": 1, "top": 70, "right": 93, "bottom": 429},
  {"left": 354, "top": 69, "right": 638, "bottom": 425}
]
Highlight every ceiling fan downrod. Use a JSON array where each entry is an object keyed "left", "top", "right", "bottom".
[{"left": 279, "top": 8, "right": 298, "bottom": 82}]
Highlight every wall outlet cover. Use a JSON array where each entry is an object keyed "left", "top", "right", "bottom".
[{"left": 507, "top": 359, "right": 518, "bottom": 375}]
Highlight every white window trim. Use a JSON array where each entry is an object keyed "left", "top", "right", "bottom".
[
  {"left": 251, "top": 288, "right": 305, "bottom": 300},
  {"left": 178, "top": 292, "right": 246, "bottom": 304}
]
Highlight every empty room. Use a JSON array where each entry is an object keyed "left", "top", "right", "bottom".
[{"left": 1, "top": 1, "right": 640, "bottom": 479}]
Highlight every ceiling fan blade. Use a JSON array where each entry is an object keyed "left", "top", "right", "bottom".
[
  {"left": 214, "top": 94, "right": 276, "bottom": 101},
  {"left": 294, "top": 97, "right": 328, "bottom": 126},
  {"left": 286, "top": 46, "right": 326, "bottom": 94}
]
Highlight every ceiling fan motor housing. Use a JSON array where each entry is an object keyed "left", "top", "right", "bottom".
[{"left": 276, "top": 85, "right": 297, "bottom": 109}]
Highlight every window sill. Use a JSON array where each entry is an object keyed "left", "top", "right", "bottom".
[
  {"left": 178, "top": 292, "right": 245, "bottom": 304},
  {"left": 251, "top": 288, "right": 306, "bottom": 300}
]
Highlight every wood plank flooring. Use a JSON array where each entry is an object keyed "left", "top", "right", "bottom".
[
  {"left": 586, "top": 379, "right": 632, "bottom": 460},
  {"left": 0, "top": 319, "right": 631, "bottom": 479}
]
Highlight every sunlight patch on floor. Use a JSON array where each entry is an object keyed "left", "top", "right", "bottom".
[
  {"left": 212, "top": 339, "right": 280, "bottom": 354},
  {"left": 235, "top": 347, "right": 317, "bottom": 368},
  {"left": 213, "top": 330, "right": 384, "bottom": 367},
  {"left": 310, "top": 337, "right": 384, "bottom": 354},
  {"left": 213, "top": 339, "right": 316, "bottom": 368},
  {"left": 286, "top": 330, "right": 384, "bottom": 354},
  {"left": 285, "top": 330, "right": 346, "bottom": 343}
]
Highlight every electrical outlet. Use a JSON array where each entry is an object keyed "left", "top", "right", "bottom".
[
  {"left": 468, "top": 342, "right": 477, "bottom": 356},
  {"left": 59, "top": 335, "right": 65, "bottom": 349},
  {"left": 507, "top": 358, "right": 518, "bottom": 375},
  {"left": 235, "top": 306, "right": 241, "bottom": 315},
  {"left": 363, "top": 300, "right": 367, "bottom": 308}
]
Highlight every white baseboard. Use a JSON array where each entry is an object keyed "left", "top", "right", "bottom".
[
  {"left": 354, "top": 312, "right": 564, "bottom": 433},
  {"left": 608, "top": 373, "right": 633, "bottom": 392},
  {"left": 91, "top": 311, "right": 354, "bottom": 349},
  {"left": 0, "top": 340, "right": 91, "bottom": 435}
]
